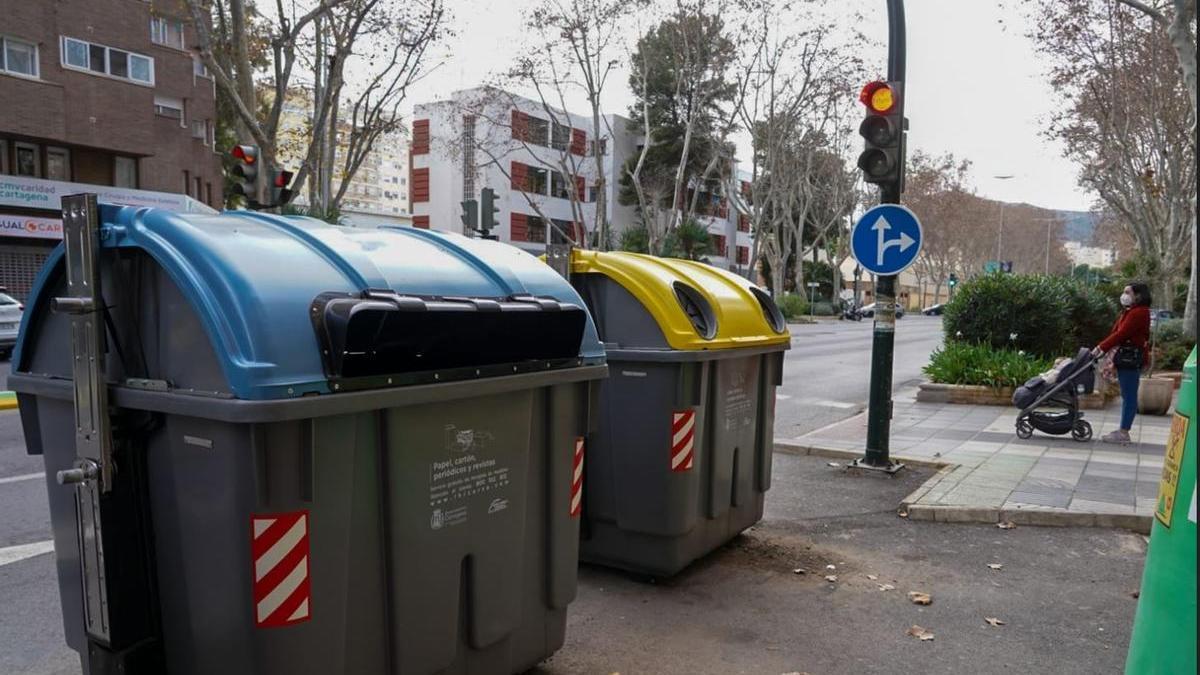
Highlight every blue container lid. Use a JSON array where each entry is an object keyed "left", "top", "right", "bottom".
[{"left": 16, "top": 205, "right": 604, "bottom": 400}]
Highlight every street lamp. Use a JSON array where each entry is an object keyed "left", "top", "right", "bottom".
[{"left": 993, "top": 175, "right": 1014, "bottom": 264}]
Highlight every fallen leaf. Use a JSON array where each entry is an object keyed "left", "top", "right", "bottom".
[
  {"left": 985, "top": 617, "right": 1006, "bottom": 626},
  {"left": 997, "top": 521, "right": 1017, "bottom": 530},
  {"left": 878, "top": 583, "right": 896, "bottom": 591},
  {"left": 906, "top": 625, "right": 935, "bottom": 641},
  {"left": 824, "top": 575, "right": 838, "bottom": 582},
  {"left": 867, "top": 574, "right": 879, "bottom": 581},
  {"left": 826, "top": 564, "right": 837, "bottom": 570},
  {"left": 908, "top": 591, "right": 932, "bottom": 605},
  {"left": 792, "top": 568, "right": 807, "bottom": 575},
  {"left": 827, "top": 462, "right": 841, "bottom": 467},
  {"left": 987, "top": 563, "right": 1004, "bottom": 571}
]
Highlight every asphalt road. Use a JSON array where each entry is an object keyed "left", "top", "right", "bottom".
[{"left": 775, "top": 315, "right": 945, "bottom": 439}]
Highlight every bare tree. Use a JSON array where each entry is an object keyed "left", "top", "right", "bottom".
[
  {"left": 1031, "top": 0, "right": 1195, "bottom": 333},
  {"left": 184, "top": 0, "right": 445, "bottom": 209}
]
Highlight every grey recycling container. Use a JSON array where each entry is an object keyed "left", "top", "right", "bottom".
[
  {"left": 566, "top": 250, "right": 789, "bottom": 577},
  {"left": 9, "top": 196, "right": 606, "bottom": 675}
]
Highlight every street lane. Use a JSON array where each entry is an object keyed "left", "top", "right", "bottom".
[{"left": 774, "top": 315, "right": 945, "bottom": 439}]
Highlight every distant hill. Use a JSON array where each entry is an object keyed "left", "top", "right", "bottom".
[{"left": 1055, "top": 210, "right": 1100, "bottom": 243}]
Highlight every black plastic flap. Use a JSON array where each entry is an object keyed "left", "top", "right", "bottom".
[{"left": 310, "top": 291, "right": 588, "bottom": 384}]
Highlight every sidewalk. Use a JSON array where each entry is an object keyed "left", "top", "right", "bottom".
[{"left": 777, "top": 388, "right": 1174, "bottom": 533}]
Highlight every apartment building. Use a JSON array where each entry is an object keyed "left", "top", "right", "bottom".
[
  {"left": 275, "top": 90, "right": 412, "bottom": 227},
  {"left": 0, "top": 0, "right": 220, "bottom": 298},
  {"left": 410, "top": 86, "right": 755, "bottom": 272}
]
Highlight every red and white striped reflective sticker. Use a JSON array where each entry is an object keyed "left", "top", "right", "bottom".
[
  {"left": 570, "top": 437, "right": 585, "bottom": 517},
  {"left": 251, "top": 511, "right": 311, "bottom": 628},
  {"left": 671, "top": 410, "right": 695, "bottom": 472}
]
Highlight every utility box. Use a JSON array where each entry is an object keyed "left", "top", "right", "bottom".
[{"left": 9, "top": 196, "right": 607, "bottom": 675}]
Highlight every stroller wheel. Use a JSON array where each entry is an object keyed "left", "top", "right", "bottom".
[
  {"left": 1016, "top": 419, "right": 1034, "bottom": 439},
  {"left": 1071, "top": 420, "right": 1093, "bottom": 442}
]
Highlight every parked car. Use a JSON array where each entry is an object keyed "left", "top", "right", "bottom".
[
  {"left": 859, "top": 302, "right": 904, "bottom": 319},
  {"left": 0, "top": 289, "right": 23, "bottom": 360},
  {"left": 922, "top": 303, "right": 945, "bottom": 316},
  {"left": 1150, "top": 308, "right": 1174, "bottom": 328}
]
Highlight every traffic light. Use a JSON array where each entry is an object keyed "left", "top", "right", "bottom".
[
  {"left": 856, "top": 81, "right": 904, "bottom": 191},
  {"left": 947, "top": 273, "right": 958, "bottom": 288},
  {"left": 270, "top": 167, "right": 295, "bottom": 207},
  {"left": 460, "top": 198, "right": 478, "bottom": 233},
  {"left": 479, "top": 188, "right": 499, "bottom": 239},
  {"left": 1002, "top": 261, "right": 1013, "bottom": 273},
  {"left": 230, "top": 145, "right": 259, "bottom": 205}
]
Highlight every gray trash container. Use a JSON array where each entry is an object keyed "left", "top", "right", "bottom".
[
  {"left": 9, "top": 196, "right": 606, "bottom": 675},
  {"left": 566, "top": 250, "right": 789, "bottom": 577}
]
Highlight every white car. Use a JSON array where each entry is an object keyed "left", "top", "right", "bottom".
[{"left": 0, "top": 290, "right": 23, "bottom": 360}]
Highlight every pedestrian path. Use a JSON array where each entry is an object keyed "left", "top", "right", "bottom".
[{"left": 777, "top": 389, "right": 1175, "bottom": 533}]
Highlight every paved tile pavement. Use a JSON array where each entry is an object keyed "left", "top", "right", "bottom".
[{"left": 778, "top": 388, "right": 1178, "bottom": 532}]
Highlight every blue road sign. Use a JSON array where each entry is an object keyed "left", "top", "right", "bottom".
[{"left": 851, "top": 204, "right": 923, "bottom": 276}]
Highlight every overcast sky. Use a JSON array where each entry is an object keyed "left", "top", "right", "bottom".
[{"left": 400, "top": 0, "right": 1094, "bottom": 212}]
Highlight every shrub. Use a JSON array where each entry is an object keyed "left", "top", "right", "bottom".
[
  {"left": 776, "top": 293, "right": 807, "bottom": 321},
  {"left": 942, "top": 273, "right": 1117, "bottom": 358},
  {"left": 810, "top": 301, "right": 835, "bottom": 316},
  {"left": 923, "top": 342, "right": 1054, "bottom": 389},
  {"left": 1153, "top": 319, "right": 1196, "bottom": 372}
]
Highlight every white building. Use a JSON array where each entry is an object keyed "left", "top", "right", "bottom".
[
  {"left": 1063, "top": 240, "right": 1117, "bottom": 269},
  {"left": 410, "top": 86, "right": 753, "bottom": 270}
]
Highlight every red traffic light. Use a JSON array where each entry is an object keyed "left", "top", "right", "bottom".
[
  {"left": 859, "top": 81, "right": 897, "bottom": 114},
  {"left": 232, "top": 145, "right": 258, "bottom": 163},
  {"left": 274, "top": 170, "right": 294, "bottom": 188}
]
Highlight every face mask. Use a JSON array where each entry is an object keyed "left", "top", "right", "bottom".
[{"left": 1120, "top": 293, "right": 1133, "bottom": 307}]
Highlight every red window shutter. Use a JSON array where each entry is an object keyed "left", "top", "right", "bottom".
[
  {"left": 738, "top": 213, "right": 750, "bottom": 232},
  {"left": 411, "top": 168, "right": 430, "bottom": 203},
  {"left": 570, "top": 128, "right": 586, "bottom": 156},
  {"left": 511, "top": 110, "right": 528, "bottom": 142},
  {"left": 737, "top": 245, "right": 749, "bottom": 264},
  {"left": 411, "top": 119, "right": 430, "bottom": 155},
  {"left": 714, "top": 235, "right": 727, "bottom": 257},
  {"left": 413, "top": 215, "right": 430, "bottom": 230},
  {"left": 511, "top": 161, "right": 527, "bottom": 191},
  {"left": 510, "top": 213, "right": 528, "bottom": 242},
  {"left": 575, "top": 175, "right": 585, "bottom": 202}
]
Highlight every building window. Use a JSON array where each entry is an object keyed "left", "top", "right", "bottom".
[
  {"left": 194, "top": 176, "right": 202, "bottom": 200},
  {"left": 589, "top": 138, "right": 608, "bottom": 157},
  {"left": 0, "top": 139, "right": 7, "bottom": 174},
  {"left": 1, "top": 36, "right": 38, "bottom": 77},
  {"left": 550, "top": 171, "right": 571, "bottom": 200},
  {"left": 525, "top": 166, "right": 548, "bottom": 195},
  {"left": 182, "top": 170, "right": 190, "bottom": 196},
  {"left": 193, "top": 56, "right": 209, "bottom": 78},
  {"left": 61, "top": 36, "right": 154, "bottom": 85},
  {"left": 154, "top": 95, "right": 184, "bottom": 123},
  {"left": 150, "top": 17, "right": 185, "bottom": 49},
  {"left": 14, "top": 142, "right": 38, "bottom": 177},
  {"left": 551, "top": 122, "right": 570, "bottom": 152},
  {"left": 191, "top": 119, "right": 209, "bottom": 142},
  {"left": 46, "top": 147, "right": 70, "bottom": 181},
  {"left": 527, "top": 215, "right": 547, "bottom": 244},
  {"left": 114, "top": 156, "right": 137, "bottom": 188}
]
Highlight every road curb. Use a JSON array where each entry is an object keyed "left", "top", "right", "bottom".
[
  {"left": 0, "top": 392, "right": 16, "bottom": 412},
  {"left": 780, "top": 441, "right": 1153, "bottom": 535}
]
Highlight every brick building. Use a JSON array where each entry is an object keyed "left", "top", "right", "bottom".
[{"left": 0, "top": 0, "right": 220, "bottom": 299}]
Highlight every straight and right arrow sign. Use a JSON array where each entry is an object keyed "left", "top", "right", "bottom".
[{"left": 852, "top": 204, "right": 923, "bottom": 276}]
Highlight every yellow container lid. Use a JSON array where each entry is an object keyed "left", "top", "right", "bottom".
[{"left": 570, "top": 250, "right": 790, "bottom": 351}]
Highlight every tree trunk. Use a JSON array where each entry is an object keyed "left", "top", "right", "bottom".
[
  {"left": 770, "top": 256, "right": 785, "bottom": 298},
  {"left": 1186, "top": 228, "right": 1197, "bottom": 337}
]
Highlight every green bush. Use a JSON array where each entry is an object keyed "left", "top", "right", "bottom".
[
  {"left": 923, "top": 342, "right": 1054, "bottom": 390},
  {"left": 1153, "top": 319, "right": 1197, "bottom": 372},
  {"left": 942, "top": 273, "right": 1117, "bottom": 358},
  {"left": 811, "top": 301, "right": 835, "bottom": 316},
  {"left": 776, "top": 293, "right": 807, "bottom": 321}
]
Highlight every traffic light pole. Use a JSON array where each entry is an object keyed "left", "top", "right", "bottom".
[{"left": 855, "top": 0, "right": 906, "bottom": 473}]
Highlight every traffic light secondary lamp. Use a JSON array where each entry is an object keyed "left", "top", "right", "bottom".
[{"left": 231, "top": 145, "right": 259, "bottom": 200}]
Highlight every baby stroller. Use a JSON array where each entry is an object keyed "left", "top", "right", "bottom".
[{"left": 1011, "top": 347, "right": 1098, "bottom": 441}]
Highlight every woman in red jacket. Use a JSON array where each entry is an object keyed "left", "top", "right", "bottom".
[{"left": 1091, "top": 282, "right": 1152, "bottom": 444}]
